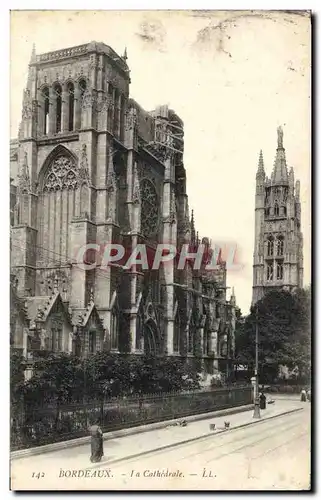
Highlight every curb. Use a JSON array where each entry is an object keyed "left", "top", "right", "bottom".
[
  {"left": 11, "top": 404, "right": 253, "bottom": 460},
  {"left": 87, "top": 406, "right": 304, "bottom": 470}
]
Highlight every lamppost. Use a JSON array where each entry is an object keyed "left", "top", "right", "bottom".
[{"left": 253, "top": 302, "right": 261, "bottom": 419}]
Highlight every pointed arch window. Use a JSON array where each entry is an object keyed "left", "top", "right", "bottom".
[
  {"left": 136, "top": 310, "right": 144, "bottom": 350},
  {"left": 266, "top": 262, "right": 274, "bottom": 281},
  {"left": 277, "top": 262, "right": 284, "bottom": 280},
  {"left": 140, "top": 179, "right": 159, "bottom": 238},
  {"left": 267, "top": 236, "right": 274, "bottom": 257},
  {"left": 42, "top": 87, "right": 50, "bottom": 135},
  {"left": 67, "top": 82, "right": 75, "bottom": 131},
  {"left": 173, "top": 309, "right": 180, "bottom": 354},
  {"left": 274, "top": 202, "right": 279, "bottom": 216},
  {"left": 107, "top": 83, "right": 114, "bottom": 131},
  {"left": 53, "top": 84, "right": 62, "bottom": 133},
  {"left": 79, "top": 79, "right": 87, "bottom": 128},
  {"left": 89, "top": 330, "right": 97, "bottom": 354},
  {"left": 188, "top": 313, "right": 196, "bottom": 354},
  {"left": 110, "top": 306, "right": 119, "bottom": 350},
  {"left": 276, "top": 236, "right": 284, "bottom": 256},
  {"left": 43, "top": 154, "right": 78, "bottom": 192}
]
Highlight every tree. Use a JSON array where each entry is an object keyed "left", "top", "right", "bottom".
[
  {"left": 23, "top": 352, "right": 83, "bottom": 407},
  {"left": 235, "top": 288, "right": 311, "bottom": 384},
  {"left": 10, "top": 350, "right": 26, "bottom": 405}
]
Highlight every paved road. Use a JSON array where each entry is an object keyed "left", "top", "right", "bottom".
[
  {"left": 11, "top": 403, "right": 310, "bottom": 490},
  {"left": 108, "top": 406, "right": 311, "bottom": 491}
]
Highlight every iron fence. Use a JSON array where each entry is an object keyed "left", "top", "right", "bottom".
[{"left": 11, "top": 385, "right": 252, "bottom": 450}]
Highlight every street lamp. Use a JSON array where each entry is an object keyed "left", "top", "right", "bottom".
[{"left": 253, "top": 302, "right": 261, "bottom": 419}]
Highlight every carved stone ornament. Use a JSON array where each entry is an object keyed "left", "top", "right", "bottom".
[
  {"left": 79, "top": 145, "right": 90, "bottom": 185},
  {"left": 40, "top": 328, "right": 48, "bottom": 349},
  {"left": 107, "top": 148, "right": 117, "bottom": 192},
  {"left": 125, "top": 108, "right": 137, "bottom": 131},
  {"left": 43, "top": 155, "right": 79, "bottom": 192},
  {"left": 18, "top": 153, "right": 31, "bottom": 194},
  {"left": 81, "top": 88, "right": 96, "bottom": 109},
  {"left": 22, "top": 90, "right": 32, "bottom": 119},
  {"left": 96, "top": 94, "right": 113, "bottom": 113},
  {"left": 140, "top": 178, "right": 159, "bottom": 237}
]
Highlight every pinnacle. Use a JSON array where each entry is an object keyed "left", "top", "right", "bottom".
[
  {"left": 272, "top": 126, "right": 288, "bottom": 185},
  {"left": 256, "top": 149, "right": 265, "bottom": 177},
  {"left": 30, "top": 43, "right": 36, "bottom": 63}
]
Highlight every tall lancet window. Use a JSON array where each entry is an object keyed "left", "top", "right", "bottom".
[
  {"left": 173, "top": 309, "right": 180, "bottom": 354},
  {"left": 79, "top": 79, "right": 87, "bottom": 127},
  {"left": 277, "top": 262, "right": 284, "bottom": 280},
  {"left": 110, "top": 305, "right": 119, "bottom": 350},
  {"left": 266, "top": 262, "right": 274, "bottom": 281},
  {"left": 274, "top": 202, "right": 279, "bottom": 216},
  {"left": 54, "top": 84, "right": 62, "bottom": 133},
  {"left": 267, "top": 236, "right": 274, "bottom": 257},
  {"left": 42, "top": 87, "right": 50, "bottom": 135},
  {"left": 276, "top": 236, "right": 284, "bottom": 256},
  {"left": 67, "top": 82, "right": 75, "bottom": 131}
]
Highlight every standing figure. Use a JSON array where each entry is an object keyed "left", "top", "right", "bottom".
[
  {"left": 259, "top": 391, "right": 266, "bottom": 410},
  {"left": 307, "top": 388, "right": 311, "bottom": 402},
  {"left": 89, "top": 419, "right": 104, "bottom": 463},
  {"left": 300, "top": 388, "right": 307, "bottom": 402}
]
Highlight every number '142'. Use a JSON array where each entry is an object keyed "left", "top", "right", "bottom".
[{"left": 32, "top": 472, "right": 45, "bottom": 479}]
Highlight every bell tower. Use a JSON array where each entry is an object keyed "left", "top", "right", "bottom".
[{"left": 252, "top": 127, "right": 304, "bottom": 305}]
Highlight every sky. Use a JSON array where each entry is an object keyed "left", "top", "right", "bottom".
[{"left": 10, "top": 10, "right": 311, "bottom": 314}]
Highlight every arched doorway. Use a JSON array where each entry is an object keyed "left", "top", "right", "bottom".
[{"left": 143, "top": 321, "right": 158, "bottom": 356}]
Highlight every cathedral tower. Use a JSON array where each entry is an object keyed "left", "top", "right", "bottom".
[{"left": 252, "top": 127, "right": 304, "bottom": 305}]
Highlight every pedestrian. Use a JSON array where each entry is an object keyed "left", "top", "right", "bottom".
[
  {"left": 89, "top": 418, "right": 104, "bottom": 463},
  {"left": 259, "top": 391, "right": 266, "bottom": 410},
  {"left": 300, "top": 388, "right": 307, "bottom": 402},
  {"left": 307, "top": 388, "right": 311, "bottom": 402}
]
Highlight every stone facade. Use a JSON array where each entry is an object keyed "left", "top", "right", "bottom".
[
  {"left": 10, "top": 41, "right": 237, "bottom": 376},
  {"left": 252, "top": 127, "right": 304, "bottom": 305}
]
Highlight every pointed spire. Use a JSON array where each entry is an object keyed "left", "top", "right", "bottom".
[
  {"left": 190, "top": 209, "right": 195, "bottom": 243},
  {"left": 18, "top": 152, "right": 30, "bottom": 193},
  {"left": 289, "top": 166, "right": 294, "bottom": 187},
  {"left": 272, "top": 126, "right": 288, "bottom": 185},
  {"left": 277, "top": 125, "right": 283, "bottom": 149},
  {"left": 123, "top": 47, "right": 128, "bottom": 61},
  {"left": 256, "top": 149, "right": 265, "bottom": 178},
  {"left": 30, "top": 43, "right": 36, "bottom": 64}
]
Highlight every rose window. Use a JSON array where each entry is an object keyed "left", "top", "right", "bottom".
[
  {"left": 140, "top": 178, "right": 159, "bottom": 237},
  {"left": 43, "top": 156, "right": 78, "bottom": 192}
]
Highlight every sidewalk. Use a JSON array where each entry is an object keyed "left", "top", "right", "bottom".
[{"left": 11, "top": 398, "right": 304, "bottom": 477}]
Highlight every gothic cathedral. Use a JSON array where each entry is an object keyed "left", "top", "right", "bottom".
[
  {"left": 252, "top": 126, "right": 304, "bottom": 305},
  {"left": 10, "top": 41, "right": 237, "bottom": 377}
]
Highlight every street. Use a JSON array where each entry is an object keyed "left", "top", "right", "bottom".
[
  {"left": 107, "top": 406, "right": 310, "bottom": 490},
  {"left": 11, "top": 402, "right": 310, "bottom": 490}
]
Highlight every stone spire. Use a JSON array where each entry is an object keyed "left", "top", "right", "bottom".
[
  {"left": 271, "top": 126, "right": 288, "bottom": 185},
  {"left": 256, "top": 149, "right": 265, "bottom": 179},
  {"left": 289, "top": 166, "right": 294, "bottom": 187},
  {"left": 123, "top": 47, "right": 128, "bottom": 61},
  {"left": 190, "top": 209, "right": 195, "bottom": 243},
  {"left": 30, "top": 43, "right": 36, "bottom": 64},
  {"left": 18, "top": 152, "right": 30, "bottom": 194}
]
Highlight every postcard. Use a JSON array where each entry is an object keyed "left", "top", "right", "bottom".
[{"left": 10, "top": 9, "right": 311, "bottom": 491}]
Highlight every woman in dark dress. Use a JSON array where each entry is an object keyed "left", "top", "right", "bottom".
[
  {"left": 259, "top": 391, "right": 266, "bottom": 410},
  {"left": 89, "top": 419, "right": 104, "bottom": 463}
]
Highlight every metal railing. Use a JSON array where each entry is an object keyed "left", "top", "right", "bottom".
[{"left": 11, "top": 385, "right": 252, "bottom": 450}]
